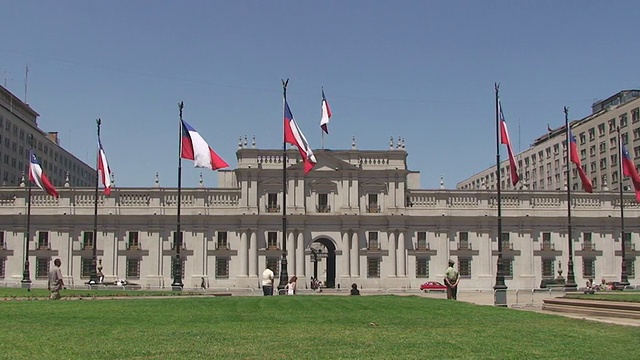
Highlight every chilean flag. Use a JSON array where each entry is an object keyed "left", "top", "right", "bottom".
[
  {"left": 320, "top": 89, "right": 332, "bottom": 134},
  {"left": 97, "top": 138, "right": 112, "bottom": 195},
  {"left": 569, "top": 130, "right": 593, "bottom": 193},
  {"left": 284, "top": 99, "right": 317, "bottom": 174},
  {"left": 621, "top": 143, "right": 640, "bottom": 201},
  {"left": 498, "top": 100, "right": 520, "bottom": 186},
  {"left": 29, "top": 150, "right": 58, "bottom": 198},
  {"left": 180, "top": 120, "right": 229, "bottom": 170}
]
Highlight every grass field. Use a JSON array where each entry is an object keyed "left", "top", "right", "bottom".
[
  {"left": 564, "top": 292, "right": 640, "bottom": 302},
  {"left": 1, "top": 294, "right": 640, "bottom": 359}
]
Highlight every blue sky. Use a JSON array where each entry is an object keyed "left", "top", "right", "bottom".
[{"left": 2, "top": 1, "right": 638, "bottom": 188}]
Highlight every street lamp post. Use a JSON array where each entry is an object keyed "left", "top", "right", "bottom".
[{"left": 21, "top": 134, "right": 34, "bottom": 289}]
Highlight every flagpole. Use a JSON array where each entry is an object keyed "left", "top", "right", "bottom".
[
  {"left": 172, "top": 102, "right": 184, "bottom": 291},
  {"left": 21, "top": 134, "right": 34, "bottom": 289},
  {"left": 278, "top": 79, "right": 290, "bottom": 294},
  {"left": 564, "top": 107, "right": 577, "bottom": 290},
  {"left": 321, "top": 86, "right": 325, "bottom": 150},
  {"left": 493, "top": 83, "right": 507, "bottom": 306},
  {"left": 89, "top": 119, "right": 101, "bottom": 285},
  {"left": 617, "top": 126, "right": 629, "bottom": 286}
]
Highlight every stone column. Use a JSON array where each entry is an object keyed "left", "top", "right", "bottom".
[
  {"left": 248, "top": 230, "right": 257, "bottom": 277},
  {"left": 388, "top": 231, "right": 397, "bottom": 277},
  {"left": 397, "top": 231, "right": 406, "bottom": 277},
  {"left": 350, "top": 231, "right": 360, "bottom": 277},
  {"left": 287, "top": 231, "right": 295, "bottom": 276},
  {"left": 296, "top": 231, "right": 305, "bottom": 277},
  {"left": 238, "top": 230, "right": 248, "bottom": 277},
  {"left": 342, "top": 231, "right": 350, "bottom": 279}
]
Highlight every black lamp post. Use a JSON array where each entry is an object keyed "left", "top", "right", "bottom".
[
  {"left": 564, "top": 107, "right": 577, "bottom": 291},
  {"left": 89, "top": 119, "right": 101, "bottom": 285},
  {"left": 21, "top": 134, "right": 34, "bottom": 289},
  {"left": 617, "top": 127, "right": 629, "bottom": 287}
]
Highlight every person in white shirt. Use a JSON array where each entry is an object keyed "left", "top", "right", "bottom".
[
  {"left": 262, "top": 266, "right": 274, "bottom": 296},
  {"left": 285, "top": 276, "right": 297, "bottom": 295}
]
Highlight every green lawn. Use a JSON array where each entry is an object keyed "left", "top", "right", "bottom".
[
  {"left": 1, "top": 295, "right": 639, "bottom": 359},
  {"left": 564, "top": 292, "right": 640, "bottom": 303},
  {"left": 0, "top": 287, "right": 206, "bottom": 299}
]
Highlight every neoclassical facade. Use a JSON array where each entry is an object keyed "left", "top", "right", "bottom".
[{"left": 0, "top": 143, "right": 638, "bottom": 290}]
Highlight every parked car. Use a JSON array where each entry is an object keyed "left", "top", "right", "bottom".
[{"left": 420, "top": 281, "right": 447, "bottom": 292}]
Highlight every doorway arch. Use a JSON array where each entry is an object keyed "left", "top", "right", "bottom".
[{"left": 310, "top": 237, "right": 336, "bottom": 288}]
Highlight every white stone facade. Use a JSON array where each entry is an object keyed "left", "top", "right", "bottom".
[{"left": 0, "top": 147, "right": 638, "bottom": 291}]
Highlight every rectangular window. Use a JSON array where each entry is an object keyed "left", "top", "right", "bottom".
[
  {"left": 266, "top": 258, "right": 279, "bottom": 278},
  {"left": 267, "top": 193, "right": 278, "bottom": 212},
  {"left": 267, "top": 232, "right": 278, "bottom": 249},
  {"left": 216, "top": 257, "right": 229, "bottom": 278},
  {"left": 81, "top": 258, "right": 93, "bottom": 279},
  {"left": 542, "top": 259, "right": 555, "bottom": 278},
  {"left": 582, "top": 259, "right": 595, "bottom": 278},
  {"left": 317, "top": 193, "right": 329, "bottom": 212},
  {"left": 608, "top": 118, "right": 616, "bottom": 132},
  {"left": 622, "top": 133, "right": 629, "bottom": 145},
  {"left": 416, "top": 258, "right": 429, "bottom": 278},
  {"left": 620, "top": 113, "right": 628, "bottom": 127},
  {"left": 583, "top": 232, "right": 592, "bottom": 250},
  {"left": 625, "top": 259, "right": 635, "bottom": 279},
  {"left": 126, "top": 258, "right": 140, "bottom": 279},
  {"left": 458, "top": 258, "right": 471, "bottom": 277},
  {"left": 598, "top": 123, "right": 605, "bottom": 137},
  {"left": 0, "top": 258, "right": 4, "bottom": 278},
  {"left": 542, "top": 232, "right": 551, "bottom": 249},
  {"left": 458, "top": 231, "right": 471, "bottom": 249},
  {"left": 171, "top": 257, "right": 186, "bottom": 279},
  {"left": 588, "top": 128, "right": 595, "bottom": 141},
  {"left": 36, "top": 257, "right": 50, "bottom": 279},
  {"left": 0, "top": 232, "right": 4, "bottom": 249},
  {"left": 83, "top": 231, "right": 94, "bottom": 249},
  {"left": 367, "top": 194, "right": 379, "bottom": 213},
  {"left": 502, "top": 258, "right": 513, "bottom": 277},
  {"left": 611, "top": 154, "right": 618, "bottom": 166},
  {"left": 128, "top": 231, "right": 139, "bottom": 249},
  {"left": 368, "top": 231, "right": 379, "bottom": 250},
  {"left": 367, "top": 257, "right": 380, "bottom": 278},
  {"left": 501, "top": 233, "right": 510, "bottom": 249},
  {"left": 632, "top": 108, "right": 640, "bottom": 123},
  {"left": 217, "top": 231, "right": 228, "bottom": 249},
  {"left": 417, "top": 231, "right": 427, "bottom": 250},
  {"left": 579, "top": 133, "right": 586, "bottom": 145},
  {"left": 38, "top": 231, "right": 49, "bottom": 249}
]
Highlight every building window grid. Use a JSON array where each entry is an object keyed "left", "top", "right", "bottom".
[
  {"left": 367, "top": 257, "right": 381, "bottom": 278},
  {"left": 126, "top": 258, "right": 140, "bottom": 279},
  {"left": 36, "top": 257, "right": 50, "bottom": 279},
  {"left": 216, "top": 257, "right": 230, "bottom": 279},
  {"left": 128, "top": 231, "right": 139, "bottom": 250},
  {"left": 416, "top": 258, "right": 429, "bottom": 278},
  {"left": 81, "top": 258, "right": 93, "bottom": 279},
  {"left": 459, "top": 258, "right": 471, "bottom": 277},
  {"left": 542, "top": 259, "right": 554, "bottom": 278},
  {"left": 582, "top": 259, "right": 595, "bottom": 278}
]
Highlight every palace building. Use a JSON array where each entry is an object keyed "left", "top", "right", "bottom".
[{"left": 0, "top": 138, "right": 637, "bottom": 290}]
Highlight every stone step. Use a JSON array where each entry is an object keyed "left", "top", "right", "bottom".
[{"left": 543, "top": 298, "right": 640, "bottom": 319}]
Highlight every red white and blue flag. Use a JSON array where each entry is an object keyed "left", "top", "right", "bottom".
[
  {"left": 569, "top": 130, "right": 593, "bottom": 193},
  {"left": 97, "top": 138, "right": 112, "bottom": 195},
  {"left": 284, "top": 100, "right": 317, "bottom": 174},
  {"left": 498, "top": 100, "right": 520, "bottom": 186},
  {"left": 29, "top": 150, "right": 58, "bottom": 198},
  {"left": 180, "top": 120, "right": 229, "bottom": 170},
  {"left": 320, "top": 89, "right": 332, "bottom": 134},
  {"left": 621, "top": 143, "right": 640, "bottom": 201}
]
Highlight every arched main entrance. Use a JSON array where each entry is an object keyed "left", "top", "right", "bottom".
[{"left": 310, "top": 238, "right": 336, "bottom": 288}]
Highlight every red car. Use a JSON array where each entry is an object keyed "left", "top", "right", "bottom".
[{"left": 420, "top": 281, "right": 447, "bottom": 292}]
